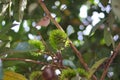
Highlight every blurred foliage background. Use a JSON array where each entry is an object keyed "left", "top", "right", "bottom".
[{"left": 0, "top": 0, "right": 120, "bottom": 80}]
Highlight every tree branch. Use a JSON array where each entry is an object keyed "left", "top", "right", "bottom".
[
  {"left": 1, "top": 58, "right": 47, "bottom": 65},
  {"left": 38, "top": 0, "right": 97, "bottom": 80},
  {"left": 2, "top": 58, "right": 66, "bottom": 69},
  {"left": 100, "top": 43, "right": 120, "bottom": 80}
]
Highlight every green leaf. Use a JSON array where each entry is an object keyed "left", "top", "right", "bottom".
[
  {"left": 107, "top": 12, "right": 115, "bottom": 29},
  {"left": 87, "top": 57, "right": 107, "bottom": 79},
  {"left": 100, "top": 0, "right": 109, "bottom": 7},
  {"left": 0, "top": 4, "right": 9, "bottom": 16},
  {"left": 14, "top": 42, "right": 37, "bottom": 52},
  {"left": 0, "top": 59, "right": 3, "bottom": 80},
  {"left": 89, "top": 0, "right": 94, "bottom": 4},
  {"left": 90, "top": 18, "right": 106, "bottom": 36},
  {"left": 0, "top": 0, "right": 10, "bottom": 4},
  {"left": 3, "top": 60, "right": 26, "bottom": 67},
  {"left": 3, "top": 71, "right": 27, "bottom": 80},
  {"left": 63, "top": 59, "right": 76, "bottom": 69},
  {"left": 0, "top": 21, "right": 13, "bottom": 35},
  {"left": 13, "top": 0, "right": 19, "bottom": 21},
  {"left": 19, "top": 0, "right": 27, "bottom": 22},
  {"left": 104, "top": 27, "right": 114, "bottom": 47},
  {"left": 0, "top": 22, "right": 14, "bottom": 41},
  {"left": 29, "top": 71, "right": 42, "bottom": 80}
]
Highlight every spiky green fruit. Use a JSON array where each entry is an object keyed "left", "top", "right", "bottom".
[
  {"left": 49, "top": 29, "right": 67, "bottom": 50},
  {"left": 60, "top": 68, "right": 88, "bottom": 80},
  {"left": 28, "top": 40, "right": 45, "bottom": 52}
]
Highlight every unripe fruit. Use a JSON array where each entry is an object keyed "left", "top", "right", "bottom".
[{"left": 42, "top": 65, "right": 58, "bottom": 80}]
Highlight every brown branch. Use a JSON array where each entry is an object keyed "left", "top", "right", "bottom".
[
  {"left": 38, "top": 0, "right": 97, "bottom": 80},
  {"left": 1, "top": 58, "right": 47, "bottom": 65},
  {"left": 100, "top": 43, "right": 120, "bottom": 80},
  {"left": 1, "top": 58, "right": 66, "bottom": 69},
  {"left": 38, "top": 0, "right": 64, "bottom": 31}
]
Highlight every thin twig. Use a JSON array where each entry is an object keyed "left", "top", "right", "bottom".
[
  {"left": 1, "top": 58, "right": 47, "bottom": 65},
  {"left": 38, "top": 0, "right": 97, "bottom": 80},
  {"left": 1, "top": 58, "right": 66, "bottom": 69},
  {"left": 38, "top": 32, "right": 53, "bottom": 55},
  {"left": 100, "top": 43, "right": 120, "bottom": 80}
]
